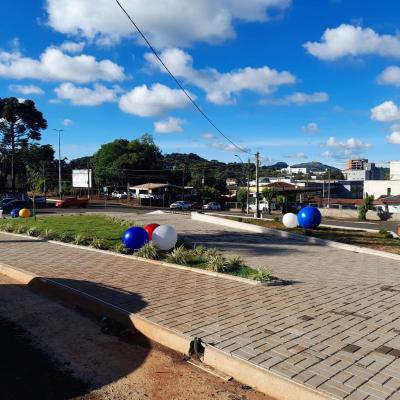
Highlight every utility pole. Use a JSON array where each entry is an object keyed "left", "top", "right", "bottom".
[
  {"left": 53, "top": 129, "right": 64, "bottom": 199},
  {"left": 247, "top": 158, "right": 250, "bottom": 214},
  {"left": 327, "top": 169, "right": 331, "bottom": 208},
  {"left": 87, "top": 163, "right": 91, "bottom": 200},
  {"left": 181, "top": 165, "right": 185, "bottom": 201},
  {"left": 255, "top": 152, "right": 260, "bottom": 218}
]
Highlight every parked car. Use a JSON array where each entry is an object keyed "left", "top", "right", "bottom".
[
  {"left": 29, "top": 196, "right": 47, "bottom": 208},
  {"left": 55, "top": 196, "right": 88, "bottom": 208},
  {"left": 0, "top": 198, "right": 16, "bottom": 207},
  {"left": 203, "top": 202, "right": 221, "bottom": 211},
  {"left": 1, "top": 199, "right": 33, "bottom": 214},
  {"left": 191, "top": 202, "right": 203, "bottom": 210},
  {"left": 169, "top": 201, "right": 192, "bottom": 210}
]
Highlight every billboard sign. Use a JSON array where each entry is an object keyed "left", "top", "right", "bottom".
[{"left": 72, "top": 169, "right": 92, "bottom": 188}]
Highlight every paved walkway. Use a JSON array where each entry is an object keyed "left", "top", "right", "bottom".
[{"left": 1, "top": 213, "right": 400, "bottom": 399}]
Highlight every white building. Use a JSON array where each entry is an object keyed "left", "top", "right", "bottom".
[
  {"left": 280, "top": 166, "right": 309, "bottom": 174},
  {"left": 390, "top": 161, "right": 400, "bottom": 180},
  {"left": 364, "top": 180, "right": 400, "bottom": 199}
]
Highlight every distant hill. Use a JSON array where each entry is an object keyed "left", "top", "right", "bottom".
[
  {"left": 291, "top": 161, "right": 340, "bottom": 172},
  {"left": 266, "top": 162, "right": 288, "bottom": 170}
]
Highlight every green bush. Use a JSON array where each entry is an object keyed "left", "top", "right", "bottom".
[
  {"left": 226, "top": 255, "right": 245, "bottom": 271},
  {"left": 2, "top": 223, "right": 15, "bottom": 233},
  {"left": 205, "top": 254, "right": 229, "bottom": 272},
  {"left": 166, "top": 245, "right": 191, "bottom": 265},
  {"left": 15, "top": 225, "right": 28, "bottom": 234},
  {"left": 40, "top": 228, "right": 56, "bottom": 240},
  {"left": 73, "top": 234, "right": 91, "bottom": 246},
  {"left": 113, "top": 242, "right": 131, "bottom": 254},
  {"left": 58, "top": 232, "right": 74, "bottom": 243},
  {"left": 26, "top": 227, "right": 41, "bottom": 237},
  {"left": 358, "top": 195, "right": 374, "bottom": 221},
  {"left": 250, "top": 268, "right": 272, "bottom": 282},
  {"left": 136, "top": 242, "right": 160, "bottom": 260},
  {"left": 89, "top": 237, "right": 108, "bottom": 250}
]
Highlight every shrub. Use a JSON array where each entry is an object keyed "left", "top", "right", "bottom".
[
  {"left": 358, "top": 195, "right": 374, "bottom": 221},
  {"left": 26, "top": 227, "right": 41, "bottom": 237},
  {"left": 251, "top": 268, "right": 272, "bottom": 282},
  {"left": 15, "top": 225, "right": 28, "bottom": 234},
  {"left": 205, "top": 254, "right": 229, "bottom": 272},
  {"left": 166, "top": 245, "right": 191, "bottom": 265},
  {"left": 2, "top": 223, "right": 15, "bottom": 232},
  {"left": 73, "top": 234, "right": 90, "bottom": 246},
  {"left": 226, "top": 255, "right": 245, "bottom": 271},
  {"left": 40, "top": 229, "right": 56, "bottom": 240},
  {"left": 113, "top": 242, "right": 130, "bottom": 254},
  {"left": 89, "top": 237, "right": 108, "bottom": 250},
  {"left": 135, "top": 242, "right": 160, "bottom": 260},
  {"left": 379, "top": 230, "right": 393, "bottom": 240},
  {"left": 191, "top": 246, "right": 209, "bottom": 257},
  {"left": 58, "top": 232, "right": 74, "bottom": 243}
]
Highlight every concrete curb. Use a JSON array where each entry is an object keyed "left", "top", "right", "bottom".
[
  {"left": 203, "top": 346, "right": 333, "bottom": 400},
  {"left": 192, "top": 212, "right": 400, "bottom": 262}
]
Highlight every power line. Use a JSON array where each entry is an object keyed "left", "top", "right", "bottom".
[{"left": 113, "top": 0, "right": 251, "bottom": 155}]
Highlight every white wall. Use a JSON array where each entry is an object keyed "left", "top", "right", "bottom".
[
  {"left": 390, "top": 161, "right": 400, "bottom": 180},
  {"left": 364, "top": 180, "right": 400, "bottom": 198}
]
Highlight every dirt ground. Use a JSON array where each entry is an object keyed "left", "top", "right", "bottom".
[{"left": 0, "top": 273, "right": 274, "bottom": 400}]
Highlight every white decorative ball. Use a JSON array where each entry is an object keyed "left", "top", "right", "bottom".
[
  {"left": 152, "top": 225, "right": 178, "bottom": 250},
  {"left": 282, "top": 213, "right": 298, "bottom": 228}
]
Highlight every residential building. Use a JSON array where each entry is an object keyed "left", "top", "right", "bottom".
[
  {"left": 390, "top": 161, "right": 400, "bottom": 180},
  {"left": 345, "top": 162, "right": 387, "bottom": 181},
  {"left": 345, "top": 159, "right": 368, "bottom": 170},
  {"left": 280, "top": 166, "right": 309, "bottom": 174},
  {"left": 364, "top": 180, "right": 400, "bottom": 198}
]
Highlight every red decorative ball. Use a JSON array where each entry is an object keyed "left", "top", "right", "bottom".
[{"left": 144, "top": 223, "right": 160, "bottom": 240}]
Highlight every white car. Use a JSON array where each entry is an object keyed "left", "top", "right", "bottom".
[
  {"left": 170, "top": 201, "right": 192, "bottom": 210},
  {"left": 203, "top": 202, "right": 221, "bottom": 211}
]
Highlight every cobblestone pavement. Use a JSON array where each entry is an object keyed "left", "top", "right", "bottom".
[{"left": 1, "top": 213, "right": 400, "bottom": 400}]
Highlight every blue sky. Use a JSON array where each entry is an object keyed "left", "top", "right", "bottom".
[{"left": 1, "top": 0, "right": 400, "bottom": 168}]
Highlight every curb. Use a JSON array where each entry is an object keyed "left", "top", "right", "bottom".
[
  {"left": 192, "top": 212, "right": 400, "bottom": 262},
  {"left": 0, "top": 260, "right": 329, "bottom": 400}
]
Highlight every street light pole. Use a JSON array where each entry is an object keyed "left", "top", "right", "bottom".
[
  {"left": 53, "top": 129, "right": 64, "bottom": 199},
  {"left": 255, "top": 152, "right": 260, "bottom": 218}
]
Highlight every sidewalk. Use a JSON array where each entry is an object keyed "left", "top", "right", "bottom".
[{"left": 1, "top": 231, "right": 400, "bottom": 400}]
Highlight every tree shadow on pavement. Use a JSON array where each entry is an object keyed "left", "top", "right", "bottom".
[{"left": 0, "top": 278, "right": 150, "bottom": 399}]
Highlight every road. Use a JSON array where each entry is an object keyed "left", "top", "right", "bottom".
[{"left": 34, "top": 202, "right": 400, "bottom": 232}]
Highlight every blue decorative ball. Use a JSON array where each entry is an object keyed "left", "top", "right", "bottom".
[
  {"left": 10, "top": 208, "right": 20, "bottom": 218},
  {"left": 297, "top": 206, "right": 321, "bottom": 229},
  {"left": 122, "top": 226, "right": 149, "bottom": 250}
]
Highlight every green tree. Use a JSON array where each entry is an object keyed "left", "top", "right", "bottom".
[
  {"left": 26, "top": 166, "right": 45, "bottom": 220},
  {"left": 0, "top": 98, "right": 47, "bottom": 191},
  {"left": 261, "top": 187, "right": 278, "bottom": 214},
  {"left": 358, "top": 195, "right": 374, "bottom": 221},
  {"left": 236, "top": 188, "right": 248, "bottom": 212}
]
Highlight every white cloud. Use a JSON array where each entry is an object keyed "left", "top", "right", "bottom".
[
  {"left": 63, "top": 118, "right": 73, "bottom": 126},
  {"left": 387, "top": 131, "right": 400, "bottom": 144},
  {"left": 301, "top": 122, "right": 319, "bottom": 134},
  {"left": 59, "top": 41, "right": 85, "bottom": 53},
  {"left": 266, "top": 91, "right": 328, "bottom": 106},
  {"left": 146, "top": 48, "right": 295, "bottom": 104},
  {"left": 54, "top": 82, "right": 121, "bottom": 105},
  {"left": 0, "top": 47, "right": 125, "bottom": 82},
  {"left": 119, "top": 83, "right": 193, "bottom": 117},
  {"left": 202, "top": 132, "right": 215, "bottom": 139},
  {"left": 209, "top": 141, "right": 248, "bottom": 152},
  {"left": 45, "top": 0, "right": 291, "bottom": 48},
  {"left": 8, "top": 84, "right": 44, "bottom": 95},
  {"left": 304, "top": 24, "right": 400, "bottom": 60},
  {"left": 286, "top": 152, "right": 308, "bottom": 159},
  {"left": 377, "top": 66, "right": 400, "bottom": 87},
  {"left": 154, "top": 117, "right": 185, "bottom": 133},
  {"left": 323, "top": 136, "right": 371, "bottom": 150},
  {"left": 371, "top": 101, "right": 400, "bottom": 122}
]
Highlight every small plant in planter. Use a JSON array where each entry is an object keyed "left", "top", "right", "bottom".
[
  {"left": 58, "top": 232, "right": 74, "bottom": 243},
  {"left": 26, "top": 227, "right": 41, "bottom": 237},
  {"left": 89, "top": 237, "right": 108, "bottom": 250},
  {"left": 250, "top": 268, "right": 272, "bottom": 282},
  {"left": 226, "top": 255, "right": 245, "bottom": 271},
  {"left": 2, "top": 223, "right": 15, "bottom": 233},
  {"left": 166, "top": 245, "right": 191, "bottom": 265},
  {"left": 205, "top": 254, "right": 229, "bottom": 272},
  {"left": 15, "top": 225, "right": 28, "bottom": 234},
  {"left": 136, "top": 242, "right": 160, "bottom": 260},
  {"left": 40, "top": 228, "right": 56, "bottom": 240},
  {"left": 73, "top": 234, "right": 90, "bottom": 246},
  {"left": 113, "top": 242, "right": 132, "bottom": 254}
]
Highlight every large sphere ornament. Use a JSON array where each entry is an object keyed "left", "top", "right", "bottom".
[
  {"left": 19, "top": 208, "right": 31, "bottom": 218},
  {"left": 282, "top": 213, "right": 298, "bottom": 228},
  {"left": 10, "top": 209, "right": 20, "bottom": 218},
  {"left": 144, "top": 223, "right": 160, "bottom": 240},
  {"left": 122, "top": 226, "right": 149, "bottom": 250},
  {"left": 297, "top": 206, "right": 321, "bottom": 229},
  {"left": 152, "top": 225, "right": 178, "bottom": 251}
]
